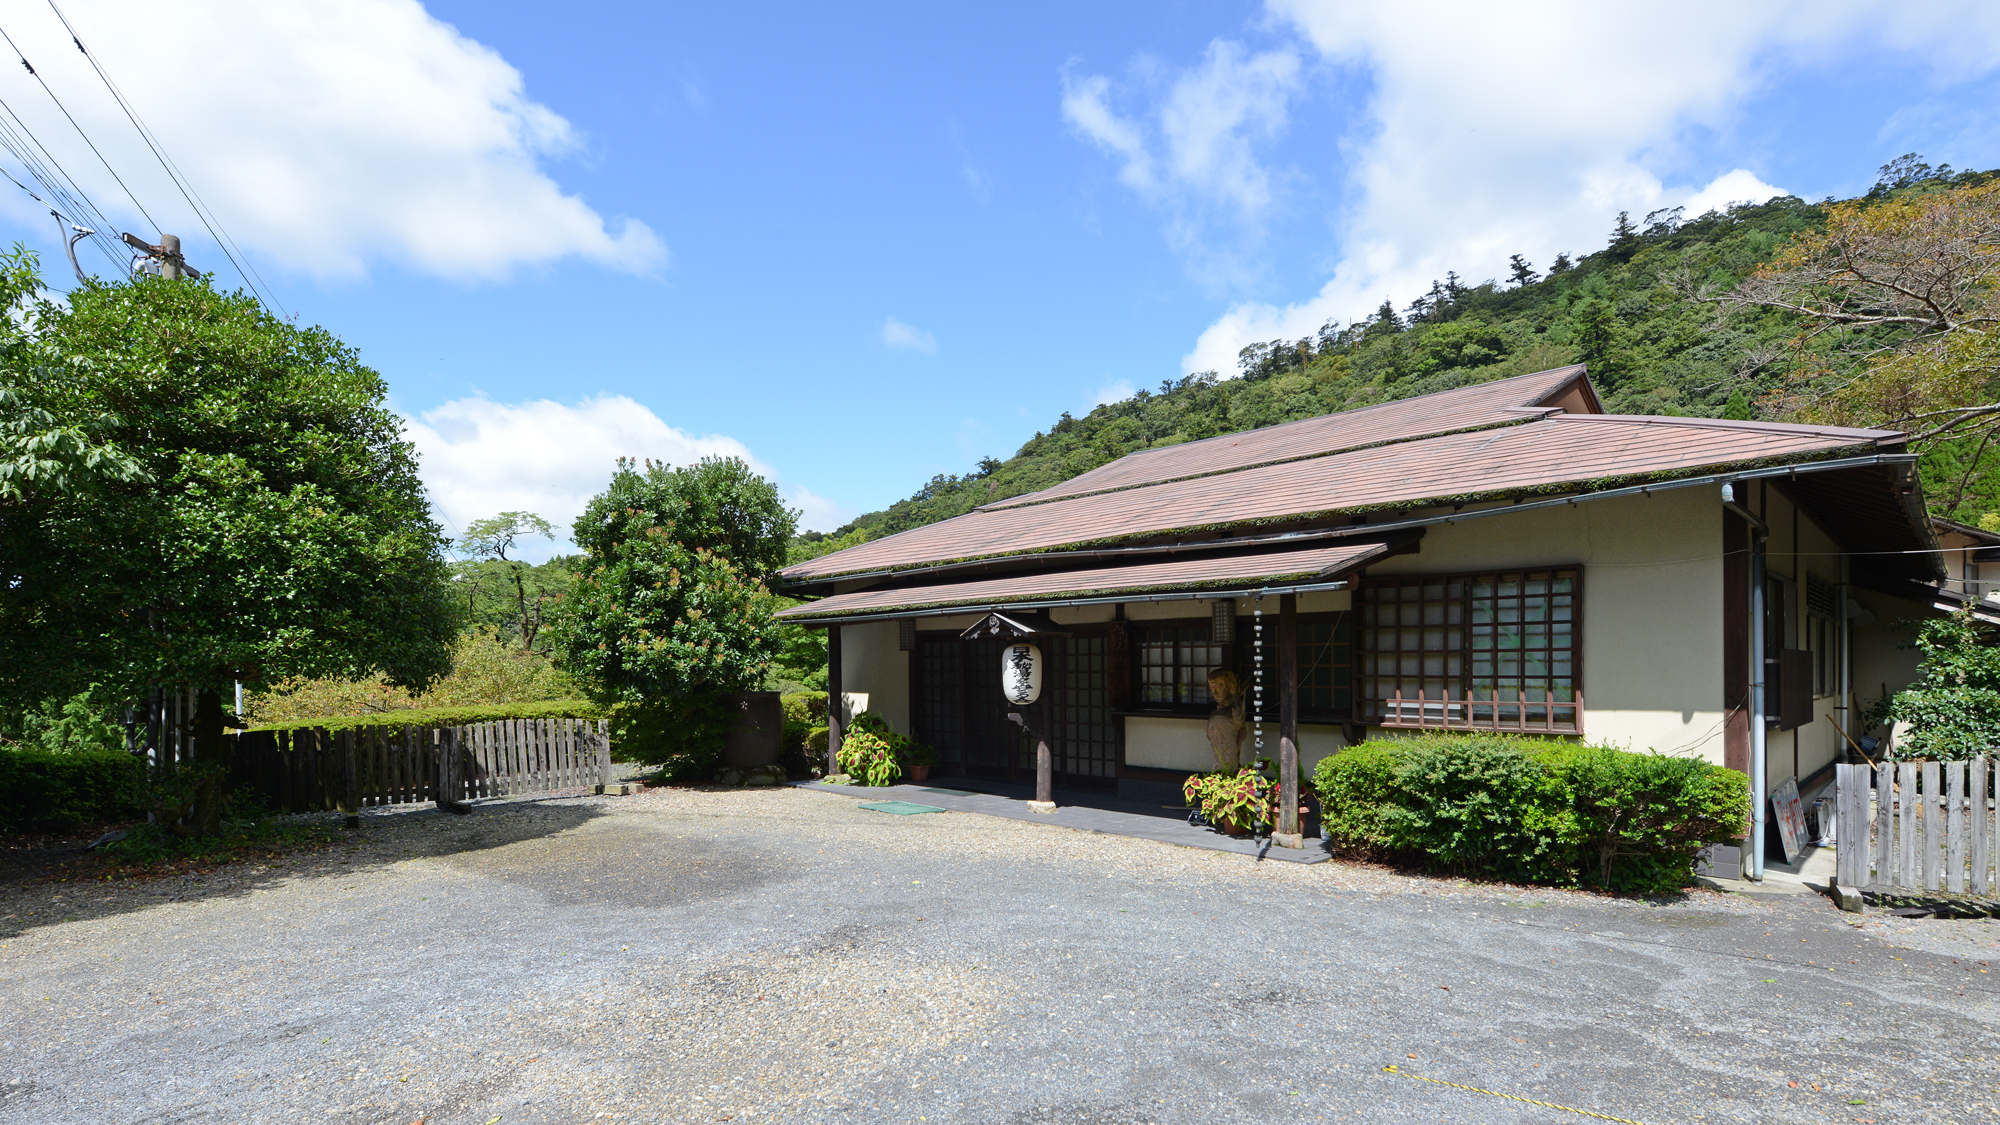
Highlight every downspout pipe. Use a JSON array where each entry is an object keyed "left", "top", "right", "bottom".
[
  {"left": 1749, "top": 524, "right": 1769, "bottom": 882},
  {"left": 1725, "top": 480, "right": 1770, "bottom": 883}
]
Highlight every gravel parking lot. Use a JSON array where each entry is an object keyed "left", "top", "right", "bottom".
[{"left": 2, "top": 784, "right": 1997, "bottom": 1124}]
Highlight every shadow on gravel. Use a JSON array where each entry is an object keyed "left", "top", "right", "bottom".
[{"left": 0, "top": 797, "right": 609, "bottom": 940}]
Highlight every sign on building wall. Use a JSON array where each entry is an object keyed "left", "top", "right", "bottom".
[{"left": 1001, "top": 642, "right": 1043, "bottom": 706}]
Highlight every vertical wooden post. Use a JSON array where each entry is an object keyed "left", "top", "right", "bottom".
[
  {"left": 339, "top": 727, "right": 359, "bottom": 830},
  {"left": 1968, "top": 752, "right": 1984, "bottom": 892},
  {"left": 827, "top": 625, "right": 844, "bottom": 776},
  {"left": 1875, "top": 762, "right": 1892, "bottom": 888},
  {"left": 1949, "top": 760, "right": 1968, "bottom": 894},
  {"left": 597, "top": 718, "right": 613, "bottom": 790},
  {"left": 1923, "top": 760, "right": 1942, "bottom": 891},
  {"left": 1035, "top": 725, "right": 1053, "bottom": 808},
  {"left": 1276, "top": 593, "right": 1301, "bottom": 848}
]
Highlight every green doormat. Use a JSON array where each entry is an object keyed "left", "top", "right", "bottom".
[{"left": 857, "top": 801, "right": 948, "bottom": 815}]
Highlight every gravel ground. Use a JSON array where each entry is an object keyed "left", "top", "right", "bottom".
[{"left": 2, "top": 784, "right": 1997, "bottom": 1124}]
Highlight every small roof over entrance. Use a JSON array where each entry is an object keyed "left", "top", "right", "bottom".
[{"left": 774, "top": 539, "right": 1392, "bottom": 625}]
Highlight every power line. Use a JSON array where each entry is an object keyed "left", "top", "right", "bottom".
[
  {"left": 42, "top": 1, "right": 283, "bottom": 315},
  {"left": 0, "top": 89, "right": 122, "bottom": 269},
  {"left": 0, "top": 23, "right": 161, "bottom": 241}
]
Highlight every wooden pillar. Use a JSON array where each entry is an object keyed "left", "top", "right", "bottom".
[
  {"left": 1276, "top": 593, "right": 1302, "bottom": 847},
  {"left": 826, "top": 625, "right": 844, "bottom": 777},
  {"left": 1035, "top": 725, "right": 1054, "bottom": 806}
]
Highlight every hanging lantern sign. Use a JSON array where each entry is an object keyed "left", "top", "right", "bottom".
[{"left": 1001, "top": 642, "right": 1043, "bottom": 706}]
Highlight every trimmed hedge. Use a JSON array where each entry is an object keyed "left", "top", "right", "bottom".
[
  {"left": 1313, "top": 734, "right": 1747, "bottom": 894},
  {"left": 247, "top": 700, "right": 606, "bottom": 735},
  {"left": 0, "top": 748, "right": 147, "bottom": 834}
]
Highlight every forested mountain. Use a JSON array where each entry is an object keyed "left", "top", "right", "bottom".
[{"left": 795, "top": 158, "right": 2000, "bottom": 561}]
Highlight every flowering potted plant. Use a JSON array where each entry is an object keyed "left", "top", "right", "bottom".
[{"left": 903, "top": 740, "right": 939, "bottom": 782}]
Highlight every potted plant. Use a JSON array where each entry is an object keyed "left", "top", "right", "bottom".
[{"left": 903, "top": 740, "right": 939, "bottom": 782}]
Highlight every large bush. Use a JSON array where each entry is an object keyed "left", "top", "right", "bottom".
[
  {"left": 0, "top": 747, "right": 146, "bottom": 834},
  {"left": 1880, "top": 607, "right": 2000, "bottom": 760},
  {"left": 1313, "top": 734, "right": 1746, "bottom": 893}
]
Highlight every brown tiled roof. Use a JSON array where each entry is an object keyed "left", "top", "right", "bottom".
[
  {"left": 776, "top": 540, "right": 1389, "bottom": 622},
  {"left": 981, "top": 365, "right": 1592, "bottom": 511},
  {"left": 783, "top": 410, "right": 1901, "bottom": 583}
]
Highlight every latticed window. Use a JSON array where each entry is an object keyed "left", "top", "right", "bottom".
[
  {"left": 1298, "top": 617, "right": 1353, "bottom": 713},
  {"left": 1134, "top": 625, "right": 1226, "bottom": 705},
  {"left": 1360, "top": 570, "right": 1580, "bottom": 732}
]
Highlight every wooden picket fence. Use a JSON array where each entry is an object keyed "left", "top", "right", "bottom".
[
  {"left": 228, "top": 718, "right": 612, "bottom": 817},
  {"left": 1834, "top": 759, "right": 1996, "bottom": 894}
]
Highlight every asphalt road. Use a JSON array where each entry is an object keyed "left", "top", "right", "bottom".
[{"left": 2, "top": 785, "right": 1996, "bottom": 1124}]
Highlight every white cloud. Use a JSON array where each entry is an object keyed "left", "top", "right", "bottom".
[
  {"left": 881, "top": 317, "right": 938, "bottom": 353},
  {"left": 1063, "top": 40, "right": 1302, "bottom": 276},
  {"left": 785, "top": 486, "right": 858, "bottom": 535},
  {"left": 1109, "top": 0, "right": 2000, "bottom": 375},
  {"left": 1091, "top": 379, "right": 1137, "bottom": 408},
  {"left": 1682, "top": 169, "right": 1788, "bottom": 219},
  {"left": 404, "top": 395, "right": 856, "bottom": 559},
  {"left": 0, "top": 0, "right": 664, "bottom": 282}
]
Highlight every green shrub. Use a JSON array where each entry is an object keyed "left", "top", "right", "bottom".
[
  {"left": 837, "top": 712, "right": 911, "bottom": 786},
  {"left": 612, "top": 694, "right": 732, "bottom": 780},
  {"left": 1312, "top": 733, "right": 1747, "bottom": 893},
  {"left": 1184, "top": 767, "right": 1275, "bottom": 833},
  {"left": 248, "top": 699, "right": 607, "bottom": 735},
  {"left": 0, "top": 747, "right": 147, "bottom": 834},
  {"left": 1540, "top": 744, "right": 1748, "bottom": 892},
  {"left": 782, "top": 692, "right": 827, "bottom": 753}
]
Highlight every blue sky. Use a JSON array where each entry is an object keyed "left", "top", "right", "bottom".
[{"left": 3, "top": 1, "right": 2000, "bottom": 556}]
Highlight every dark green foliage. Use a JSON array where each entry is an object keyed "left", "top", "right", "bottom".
[
  {"left": 550, "top": 457, "right": 796, "bottom": 710},
  {"left": 1372, "top": 736, "right": 1565, "bottom": 875},
  {"left": 0, "top": 747, "right": 146, "bottom": 833},
  {"left": 1883, "top": 608, "right": 2000, "bottom": 760},
  {"left": 1, "top": 686, "right": 124, "bottom": 754},
  {"left": 803, "top": 193, "right": 1844, "bottom": 555},
  {"left": 0, "top": 256, "right": 458, "bottom": 711},
  {"left": 1312, "top": 734, "right": 1747, "bottom": 893},
  {"left": 96, "top": 787, "right": 342, "bottom": 867},
  {"left": 612, "top": 694, "right": 732, "bottom": 779},
  {"left": 573, "top": 457, "right": 795, "bottom": 577},
  {"left": 781, "top": 691, "right": 828, "bottom": 770},
  {"left": 1538, "top": 744, "right": 1750, "bottom": 890}
]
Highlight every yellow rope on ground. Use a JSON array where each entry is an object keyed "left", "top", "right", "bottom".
[{"left": 1382, "top": 1065, "right": 1654, "bottom": 1125}]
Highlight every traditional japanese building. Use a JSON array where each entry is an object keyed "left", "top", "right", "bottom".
[{"left": 775, "top": 366, "right": 1948, "bottom": 868}]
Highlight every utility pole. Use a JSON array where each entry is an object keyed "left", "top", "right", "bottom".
[{"left": 120, "top": 232, "right": 200, "bottom": 279}]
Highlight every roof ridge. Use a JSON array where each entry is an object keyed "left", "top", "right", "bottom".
[
  {"left": 970, "top": 411, "right": 1557, "bottom": 515},
  {"left": 977, "top": 365, "right": 1590, "bottom": 513}
]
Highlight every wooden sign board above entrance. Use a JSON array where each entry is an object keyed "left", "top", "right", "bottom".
[{"left": 957, "top": 610, "right": 1070, "bottom": 640}]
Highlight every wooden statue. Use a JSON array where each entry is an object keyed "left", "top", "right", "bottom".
[{"left": 1205, "top": 669, "right": 1247, "bottom": 773}]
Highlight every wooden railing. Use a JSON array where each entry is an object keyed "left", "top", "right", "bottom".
[
  {"left": 1376, "top": 688, "right": 1583, "bottom": 736},
  {"left": 1834, "top": 759, "right": 1996, "bottom": 895},
  {"left": 228, "top": 719, "right": 612, "bottom": 817}
]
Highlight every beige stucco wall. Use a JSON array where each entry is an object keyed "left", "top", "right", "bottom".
[
  {"left": 838, "top": 620, "right": 909, "bottom": 737},
  {"left": 1363, "top": 486, "right": 1729, "bottom": 762},
  {"left": 1124, "top": 715, "right": 1349, "bottom": 773}
]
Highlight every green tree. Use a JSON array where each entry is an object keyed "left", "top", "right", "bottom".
[
  {"left": 1722, "top": 388, "right": 1755, "bottom": 420},
  {"left": 0, "top": 256, "right": 457, "bottom": 833},
  {"left": 1507, "top": 254, "right": 1539, "bottom": 287},
  {"left": 548, "top": 457, "right": 796, "bottom": 707},
  {"left": 1882, "top": 608, "right": 2000, "bottom": 759},
  {"left": 457, "top": 511, "right": 562, "bottom": 649}
]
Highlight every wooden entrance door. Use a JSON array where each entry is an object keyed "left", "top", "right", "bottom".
[{"left": 911, "top": 631, "right": 1117, "bottom": 792}]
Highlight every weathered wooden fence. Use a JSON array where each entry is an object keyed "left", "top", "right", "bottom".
[
  {"left": 1834, "top": 760, "right": 1996, "bottom": 894},
  {"left": 228, "top": 719, "right": 611, "bottom": 817}
]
